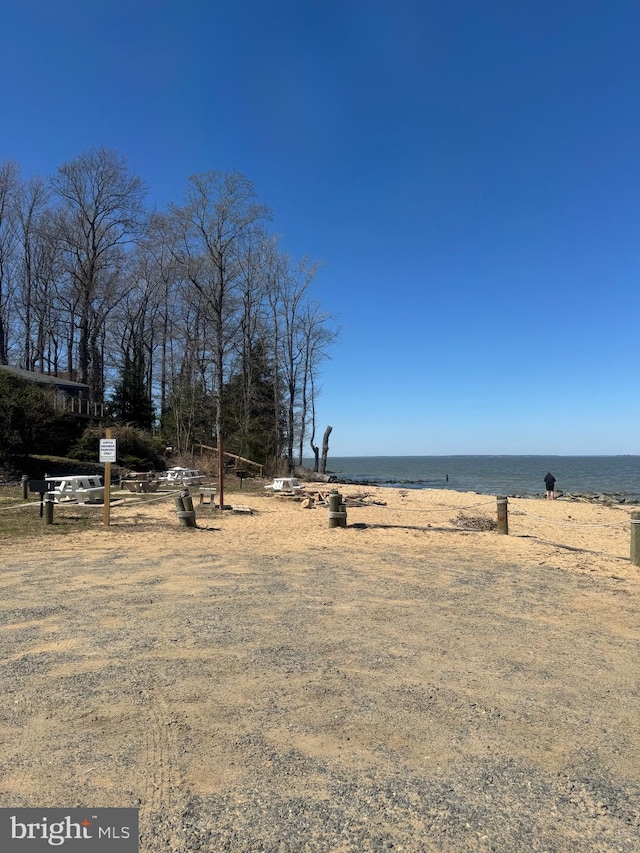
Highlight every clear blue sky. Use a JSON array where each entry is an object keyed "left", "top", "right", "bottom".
[{"left": 2, "top": 0, "right": 639, "bottom": 455}]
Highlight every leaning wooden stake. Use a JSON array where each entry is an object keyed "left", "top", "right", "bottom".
[
  {"left": 497, "top": 496, "right": 508, "bottom": 535},
  {"left": 631, "top": 511, "right": 640, "bottom": 567}
]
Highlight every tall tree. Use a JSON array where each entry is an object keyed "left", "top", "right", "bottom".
[
  {"left": 109, "top": 351, "right": 155, "bottom": 429},
  {"left": 171, "top": 171, "right": 269, "bottom": 506},
  {"left": 49, "top": 147, "right": 146, "bottom": 395},
  {"left": 299, "top": 301, "right": 337, "bottom": 465},
  {"left": 145, "top": 211, "right": 182, "bottom": 418},
  {"left": 0, "top": 162, "right": 20, "bottom": 364},
  {"left": 15, "top": 175, "right": 50, "bottom": 371},
  {"left": 277, "top": 254, "right": 319, "bottom": 469}
]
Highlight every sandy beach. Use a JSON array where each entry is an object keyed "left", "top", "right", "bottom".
[{"left": 0, "top": 484, "right": 639, "bottom": 851}]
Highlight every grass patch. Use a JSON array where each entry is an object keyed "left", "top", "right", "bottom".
[
  {"left": 0, "top": 485, "right": 100, "bottom": 539},
  {"left": 0, "top": 474, "right": 272, "bottom": 539}
]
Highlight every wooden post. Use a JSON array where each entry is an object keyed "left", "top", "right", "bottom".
[
  {"left": 497, "top": 496, "right": 508, "bottom": 535},
  {"left": 218, "top": 435, "right": 225, "bottom": 513},
  {"left": 176, "top": 489, "right": 196, "bottom": 527},
  {"left": 328, "top": 490, "right": 346, "bottom": 528},
  {"left": 44, "top": 494, "right": 54, "bottom": 525},
  {"left": 21, "top": 474, "right": 28, "bottom": 500},
  {"left": 103, "top": 427, "right": 112, "bottom": 527},
  {"left": 631, "top": 512, "right": 640, "bottom": 567}
]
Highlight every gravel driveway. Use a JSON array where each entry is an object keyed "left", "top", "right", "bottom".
[{"left": 0, "top": 499, "right": 638, "bottom": 852}]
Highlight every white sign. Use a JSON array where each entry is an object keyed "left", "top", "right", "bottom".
[{"left": 99, "top": 438, "right": 117, "bottom": 463}]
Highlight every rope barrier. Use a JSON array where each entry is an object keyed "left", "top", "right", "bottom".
[
  {"left": 347, "top": 498, "right": 496, "bottom": 514},
  {"left": 111, "top": 489, "right": 184, "bottom": 513},
  {"left": 0, "top": 489, "right": 183, "bottom": 516},
  {"left": 510, "top": 508, "right": 628, "bottom": 529},
  {"left": 0, "top": 500, "right": 34, "bottom": 513},
  {"left": 347, "top": 495, "right": 631, "bottom": 530},
  {"left": 518, "top": 535, "right": 630, "bottom": 562}
]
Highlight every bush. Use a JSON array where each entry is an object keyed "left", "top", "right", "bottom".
[
  {"left": 69, "top": 425, "right": 166, "bottom": 470},
  {"left": 0, "top": 373, "right": 60, "bottom": 461}
]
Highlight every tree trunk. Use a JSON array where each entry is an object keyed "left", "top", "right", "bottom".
[{"left": 320, "top": 425, "right": 332, "bottom": 475}]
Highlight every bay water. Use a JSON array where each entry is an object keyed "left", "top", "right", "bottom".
[{"left": 304, "top": 456, "right": 640, "bottom": 500}]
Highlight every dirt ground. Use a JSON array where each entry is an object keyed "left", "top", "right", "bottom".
[{"left": 0, "top": 486, "right": 639, "bottom": 852}]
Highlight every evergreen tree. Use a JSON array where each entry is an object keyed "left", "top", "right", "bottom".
[
  {"left": 222, "top": 341, "right": 283, "bottom": 463},
  {"left": 109, "top": 352, "right": 155, "bottom": 430},
  {"left": 0, "top": 373, "right": 62, "bottom": 460}
]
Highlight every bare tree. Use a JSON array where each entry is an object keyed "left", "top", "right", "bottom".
[
  {"left": 145, "top": 211, "right": 183, "bottom": 418},
  {"left": 0, "top": 149, "right": 339, "bottom": 471},
  {"left": 320, "top": 424, "right": 332, "bottom": 475},
  {"left": 0, "top": 162, "right": 20, "bottom": 364},
  {"left": 276, "top": 254, "right": 319, "bottom": 469},
  {"left": 171, "top": 170, "right": 269, "bottom": 506},
  {"left": 49, "top": 147, "right": 146, "bottom": 395},
  {"left": 299, "top": 302, "right": 337, "bottom": 465}
]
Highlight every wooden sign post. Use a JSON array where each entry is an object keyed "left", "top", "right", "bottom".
[{"left": 99, "top": 429, "right": 117, "bottom": 527}]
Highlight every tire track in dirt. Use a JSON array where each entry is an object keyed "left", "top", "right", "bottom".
[{"left": 138, "top": 686, "right": 189, "bottom": 851}]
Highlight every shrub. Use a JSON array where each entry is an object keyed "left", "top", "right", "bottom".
[
  {"left": 0, "top": 373, "right": 59, "bottom": 461},
  {"left": 69, "top": 424, "right": 166, "bottom": 470}
]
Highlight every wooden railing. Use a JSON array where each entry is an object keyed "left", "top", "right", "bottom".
[
  {"left": 196, "top": 443, "right": 263, "bottom": 477},
  {"left": 55, "top": 395, "right": 104, "bottom": 419}
]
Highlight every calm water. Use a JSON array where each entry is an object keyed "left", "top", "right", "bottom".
[{"left": 303, "top": 456, "right": 640, "bottom": 499}]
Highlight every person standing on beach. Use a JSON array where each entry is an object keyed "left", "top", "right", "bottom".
[{"left": 544, "top": 472, "right": 556, "bottom": 500}]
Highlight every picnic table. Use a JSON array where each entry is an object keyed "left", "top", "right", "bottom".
[
  {"left": 45, "top": 475, "right": 105, "bottom": 504},
  {"left": 264, "top": 477, "right": 305, "bottom": 494},
  {"left": 122, "top": 472, "right": 160, "bottom": 493}
]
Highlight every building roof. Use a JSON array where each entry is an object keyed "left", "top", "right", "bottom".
[{"left": 0, "top": 364, "right": 90, "bottom": 391}]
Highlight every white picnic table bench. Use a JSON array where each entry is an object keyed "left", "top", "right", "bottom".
[
  {"left": 45, "top": 475, "right": 105, "bottom": 504},
  {"left": 264, "top": 477, "right": 305, "bottom": 493},
  {"left": 198, "top": 486, "right": 217, "bottom": 507}
]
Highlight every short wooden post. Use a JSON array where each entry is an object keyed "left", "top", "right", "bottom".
[
  {"left": 21, "top": 474, "right": 29, "bottom": 500},
  {"left": 44, "top": 494, "right": 54, "bottom": 525},
  {"left": 176, "top": 489, "right": 196, "bottom": 527},
  {"left": 329, "top": 491, "right": 342, "bottom": 527},
  {"left": 497, "top": 496, "right": 508, "bottom": 535},
  {"left": 631, "top": 511, "right": 640, "bottom": 567}
]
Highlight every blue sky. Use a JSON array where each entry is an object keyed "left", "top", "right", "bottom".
[{"left": 2, "top": 0, "right": 639, "bottom": 455}]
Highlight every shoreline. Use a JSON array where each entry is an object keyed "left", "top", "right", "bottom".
[{"left": 326, "top": 477, "right": 639, "bottom": 504}]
